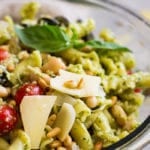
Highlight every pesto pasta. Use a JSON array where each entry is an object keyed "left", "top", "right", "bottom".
[{"left": 0, "top": 2, "right": 149, "bottom": 150}]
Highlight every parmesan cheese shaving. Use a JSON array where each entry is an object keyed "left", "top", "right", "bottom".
[
  {"left": 50, "top": 70, "right": 105, "bottom": 97},
  {"left": 20, "top": 96, "right": 56, "bottom": 149}
]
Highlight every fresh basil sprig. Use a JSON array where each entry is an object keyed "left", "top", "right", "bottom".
[
  {"left": 15, "top": 25, "right": 72, "bottom": 53},
  {"left": 74, "top": 40, "right": 131, "bottom": 52},
  {"left": 15, "top": 25, "right": 131, "bottom": 53}
]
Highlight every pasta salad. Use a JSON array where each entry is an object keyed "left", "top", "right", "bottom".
[{"left": 0, "top": 2, "right": 150, "bottom": 150}]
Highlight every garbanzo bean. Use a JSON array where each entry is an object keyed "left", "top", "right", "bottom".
[
  {"left": 86, "top": 96, "right": 98, "bottom": 108},
  {"left": 42, "top": 56, "right": 66, "bottom": 74},
  {"left": 0, "top": 86, "right": 10, "bottom": 97}
]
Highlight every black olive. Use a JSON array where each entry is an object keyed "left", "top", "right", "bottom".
[
  {"left": 54, "top": 16, "right": 69, "bottom": 27},
  {"left": 76, "top": 19, "right": 82, "bottom": 23},
  {"left": 20, "top": 23, "right": 29, "bottom": 28},
  {"left": 38, "top": 17, "right": 59, "bottom": 26},
  {"left": 0, "top": 72, "right": 12, "bottom": 87},
  {"left": 143, "top": 88, "right": 150, "bottom": 96},
  {"left": 82, "top": 32, "right": 94, "bottom": 41}
]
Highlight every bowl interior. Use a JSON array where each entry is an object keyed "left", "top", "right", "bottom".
[{"left": 0, "top": 0, "right": 149, "bottom": 125}]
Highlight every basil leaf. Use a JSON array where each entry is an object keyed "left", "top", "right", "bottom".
[
  {"left": 15, "top": 25, "right": 131, "bottom": 53},
  {"left": 75, "top": 40, "right": 131, "bottom": 52},
  {"left": 15, "top": 25, "right": 72, "bottom": 53}
]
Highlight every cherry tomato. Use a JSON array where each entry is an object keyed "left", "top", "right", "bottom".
[
  {"left": 127, "top": 70, "right": 132, "bottom": 75},
  {"left": 134, "top": 88, "right": 142, "bottom": 93},
  {"left": 15, "top": 83, "right": 43, "bottom": 105},
  {"left": 0, "top": 48, "right": 9, "bottom": 61},
  {"left": 0, "top": 105, "right": 17, "bottom": 135}
]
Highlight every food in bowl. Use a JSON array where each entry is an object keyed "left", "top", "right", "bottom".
[{"left": 0, "top": 2, "right": 150, "bottom": 150}]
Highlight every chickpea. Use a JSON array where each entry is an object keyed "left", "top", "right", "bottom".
[
  {"left": 18, "top": 51, "right": 29, "bottom": 60},
  {"left": 0, "top": 86, "right": 10, "bottom": 97},
  {"left": 42, "top": 56, "right": 66, "bottom": 74},
  {"left": 86, "top": 96, "right": 98, "bottom": 108}
]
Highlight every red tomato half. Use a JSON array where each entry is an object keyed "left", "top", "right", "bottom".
[
  {"left": 0, "top": 48, "right": 9, "bottom": 61},
  {"left": 0, "top": 105, "right": 17, "bottom": 135},
  {"left": 15, "top": 83, "right": 43, "bottom": 105}
]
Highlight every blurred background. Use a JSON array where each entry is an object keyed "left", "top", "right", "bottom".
[{"left": 110, "top": 0, "right": 150, "bottom": 21}]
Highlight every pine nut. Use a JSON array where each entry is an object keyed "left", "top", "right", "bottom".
[
  {"left": 42, "top": 74, "right": 51, "bottom": 85},
  {"left": 94, "top": 141, "right": 103, "bottom": 150},
  {"left": 47, "top": 114, "right": 57, "bottom": 126},
  {"left": 7, "top": 63, "right": 15, "bottom": 72},
  {"left": 8, "top": 100, "right": 16, "bottom": 107},
  {"left": 85, "top": 70, "right": 94, "bottom": 75},
  {"left": 50, "top": 140, "right": 62, "bottom": 148},
  {"left": 63, "top": 135, "right": 72, "bottom": 147},
  {"left": 0, "top": 68, "right": 3, "bottom": 74},
  {"left": 111, "top": 96, "right": 117, "bottom": 105},
  {"left": 77, "top": 78, "right": 84, "bottom": 89},
  {"left": 63, "top": 80, "right": 77, "bottom": 89},
  {"left": 57, "top": 146, "right": 66, "bottom": 150},
  {"left": 47, "top": 127, "right": 61, "bottom": 138},
  {"left": 38, "top": 77, "right": 49, "bottom": 89},
  {"left": 64, "top": 78, "right": 84, "bottom": 89},
  {"left": 111, "top": 104, "right": 127, "bottom": 126}
]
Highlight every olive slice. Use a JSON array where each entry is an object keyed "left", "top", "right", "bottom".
[
  {"left": 54, "top": 16, "right": 69, "bottom": 27},
  {"left": 38, "top": 17, "right": 59, "bottom": 26}
]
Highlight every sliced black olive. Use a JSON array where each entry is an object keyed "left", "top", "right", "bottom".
[
  {"left": 76, "top": 19, "right": 82, "bottom": 23},
  {"left": 82, "top": 32, "right": 94, "bottom": 41},
  {"left": 20, "top": 23, "right": 29, "bottom": 28},
  {"left": 38, "top": 17, "right": 59, "bottom": 26},
  {"left": 143, "top": 88, "right": 150, "bottom": 96},
  {"left": 54, "top": 16, "right": 69, "bottom": 27},
  {"left": 0, "top": 72, "right": 12, "bottom": 87}
]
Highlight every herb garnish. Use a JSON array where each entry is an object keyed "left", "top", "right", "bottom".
[{"left": 15, "top": 25, "right": 131, "bottom": 53}]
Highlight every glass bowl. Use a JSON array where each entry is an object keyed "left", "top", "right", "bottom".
[{"left": 0, "top": 0, "right": 149, "bottom": 149}]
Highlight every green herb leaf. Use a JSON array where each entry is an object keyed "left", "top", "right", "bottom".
[
  {"left": 75, "top": 40, "right": 131, "bottom": 52},
  {"left": 15, "top": 25, "right": 131, "bottom": 53},
  {"left": 15, "top": 25, "right": 72, "bottom": 53}
]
